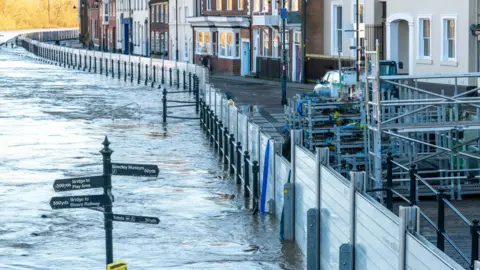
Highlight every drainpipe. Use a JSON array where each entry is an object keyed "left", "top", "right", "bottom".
[{"left": 301, "top": 0, "right": 307, "bottom": 84}]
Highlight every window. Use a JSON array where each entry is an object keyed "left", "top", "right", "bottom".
[
  {"left": 165, "top": 5, "right": 168, "bottom": 22},
  {"left": 160, "top": 5, "right": 163, "bottom": 22},
  {"left": 238, "top": 0, "right": 244, "bottom": 10},
  {"left": 291, "top": 0, "right": 298, "bottom": 11},
  {"left": 273, "top": 30, "right": 279, "bottom": 58},
  {"left": 156, "top": 6, "right": 160, "bottom": 23},
  {"left": 196, "top": 31, "right": 210, "bottom": 54},
  {"left": 218, "top": 31, "right": 238, "bottom": 58},
  {"left": 207, "top": 0, "right": 212, "bottom": 10},
  {"left": 227, "top": 0, "right": 233, "bottom": 10},
  {"left": 151, "top": 6, "right": 155, "bottom": 22},
  {"left": 443, "top": 17, "right": 456, "bottom": 60},
  {"left": 217, "top": 0, "right": 222, "bottom": 10},
  {"left": 263, "top": 29, "right": 269, "bottom": 56},
  {"left": 212, "top": 32, "right": 218, "bottom": 55},
  {"left": 254, "top": 0, "right": 260, "bottom": 11},
  {"left": 235, "top": 33, "right": 240, "bottom": 57},
  {"left": 262, "top": 0, "right": 268, "bottom": 12},
  {"left": 185, "top": 7, "right": 188, "bottom": 23},
  {"left": 333, "top": 5, "right": 343, "bottom": 53},
  {"left": 352, "top": 4, "right": 364, "bottom": 24},
  {"left": 418, "top": 18, "right": 431, "bottom": 58}
]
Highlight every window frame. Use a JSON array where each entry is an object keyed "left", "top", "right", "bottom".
[
  {"left": 254, "top": 0, "right": 260, "bottom": 12},
  {"left": 441, "top": 15, "right": 457, "bottom": 62},
  {"left": 417, "top": 15, "right": 432, "bottom": 60},
  {"left": 207, "top": 0, "right": 212, "bottom": 11},
  {"left": 217, "top": 0, "right": 222, "bottom": 11},
  {"left": 291, "top": 0, "right": 298, "bottom": 11},
  {"left": 218, "top": 30, "right": 240, "bottom": 59},
  {"left": 331, "top": 3, "right": 343, "bottom": 55},
  {"left": 196, "top": 30, "right": 211, "bottom": 55},
  {"left": 238, "top": 0, "right": 244, "bottom": 10},
  {"left": 227, "top": 0, "right": 233, "bottom": 10}
]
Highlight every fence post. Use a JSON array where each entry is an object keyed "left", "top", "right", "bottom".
[
  {"left": 79, "top": 54, "right": 82, "bottom": 69},
  {"left": 224, "top": 128, "right": 229, "bottom": 166},
  {"left": 176, "top": 68, "right": 180, "bottom": 89},
  {"left": 386, "top": 152, "right": 394, "bottom": 211},
  {"left": 124, "top": 61, "right": 127, "bottom": 82},
  {"left": 399, "top": 206, "right": 420, "bottom": 270},
  {"left": 218, "top": 122, "right": 223, "bottom": 156},
  {"left": 130, "top": 62, "right": 133, "bottom": 83},
  {"left": 75, "top": 54, "right": 77, "bottom": 68},
  {"left": 183, "top": 70, "right": 186, "bottom": 90},
  {"left": 409, "top": 164, "right": 417, "bottom": 206},
  {"left": 137, "top": 62, "right": 141, "bottom": 84},
  {"left": 230, "top": 134, "right": 235, "bottom": 175},
  {"left": 118, "top": 60, "right": 120, "bottom": 79},
  {"left": 471, "top": 219, "right": 480, "bottom": 268},
  {"left": 162, "top": 88, "right": 167, "bottom": 123},
  {"left": 94, "top": 57, "right": 97, "bottom": 73},
  {"left": 145, "top": 64, "right": 148, "bottom": 85},
  {"left": 152, "top": 65, "right": 156, "bottom": 87},
  {"left": 161, "top": 66, "right": 165, "bottom": 84},
  {"left": 169, "top": 68, "right": 172, "bottom": 86},
  {"left": 213, "top": 115, "right": 218, "bottom": 146},
  {"left": 195, "top": 79, "right": 200, "bottom": 113},
  {"left": 89, "top": 56, "right": 92, "bottom": 72},
  {"left": 105, "top": 58, "right": 108, "bottom": 77},
  {"left": 244, "top": 151, "right": 250, "bottom": 197},
  {"left": 189, "top": 72, "right": 192, "bottom": 93},
  {"left": 252, "top": 161, "right": 259, "bottom": 212},
  {"left": 100, "top": 57, "right": 103, "bottom": 74},
  {"left": 236, "top": 142, "right": 242, "bottom": 184},
  {"left": 111, "top": 59, "right": 114, "bottom": 78},
  {"left": 437, "top": 187, "right": 446, "bottom": 252}
]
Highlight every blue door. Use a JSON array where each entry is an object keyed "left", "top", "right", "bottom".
[
  {"left": 124, "top": 24, "right": 129, "bottom": 55},
  {"left": 241, "top": 42, "right": 250, "bottom": 76}
]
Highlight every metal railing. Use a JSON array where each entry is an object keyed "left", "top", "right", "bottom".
[
  {"left": 200, "top": 102, "right": 260, "bottom": 214},
  {"left": 367, "top": 152, "right": 480, "bottom": 269}
]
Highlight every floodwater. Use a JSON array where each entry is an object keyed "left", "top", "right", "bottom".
[{"left": 0, "top": 46, "right": 305, "bottom": 269}]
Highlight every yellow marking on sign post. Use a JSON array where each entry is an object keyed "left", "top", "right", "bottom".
[{"left": 107, "top": 260, "right": 127, "bottom": 270}]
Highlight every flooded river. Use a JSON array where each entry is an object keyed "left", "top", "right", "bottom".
[{"left": 0, "top": 45, "right": 304, "bottom": 269}]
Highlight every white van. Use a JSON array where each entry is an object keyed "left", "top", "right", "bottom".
[{"left": 313, "top": 70, "right": 360, "bottom": 97}]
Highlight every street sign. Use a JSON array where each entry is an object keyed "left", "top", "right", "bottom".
[
  {"left": 280, "top": 8, "right": 288, "bottom": 19},
  {"left": 109, "top": 214, "right": 160, "bottom": 225},
  {"left": 111, "top": 163, "right": 159, "bottom": 177},
  {"left": 53, "top": 175, "right": 104, "bottom": 192},
  {"left": 50, "top": 195, "right": 106, "bottom": 209}
]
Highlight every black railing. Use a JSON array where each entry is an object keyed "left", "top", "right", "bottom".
[{"left": 366, "top": 152, "right": 480, "bottom": 269}]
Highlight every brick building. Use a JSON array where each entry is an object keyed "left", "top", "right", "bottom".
[
  {"left": 188, "top": 0, "right": 250, "bottom": 74},
  {"left": 149, "top": 0, "right": 169, "bottom": 59},
  {"left": 88, "top": 0, "right": 101, "bottom": 49}
]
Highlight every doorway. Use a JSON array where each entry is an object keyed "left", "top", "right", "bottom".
[{"left": 241, "top": 41, "right": 250, "bottom": 76}]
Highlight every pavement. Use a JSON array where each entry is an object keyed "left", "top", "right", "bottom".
[{"left": 209, "top": 74, "right": 312, "bottom": 136}]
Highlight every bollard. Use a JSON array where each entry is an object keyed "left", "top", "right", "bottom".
[
  {"left": 162, "top": 88, "right": 167, "bottom": 123},
  {"left": 213, "top": 115, "right": 217, "bottom": 145},
  {"left": 89, "top": 56, "right": 92, "bottom": 72},
  {"left": 471, "top": 219, "right": 480, "bottom": 268},
  {"left": 189, "top": 72, "right": 192, "bottom": 93},
  {"left": 236, "top": 143, "right": 242, "bottom": 184},
  {"left": 94, "top": 57, "right": 97, "bottom": 73},
  {"left": 112, "top": 59, "right": 115, "bottom": 78},
  {"left": 244, "top": 151, "right": 250, "bottom": 197},
  {"left": 195, "top": 79, "right": 200, "bottom": 114},
  {"left": 124, "top": 62, "right": 127, "bottom": 82},
  {"left": 79, "top": 55, "right": 82, "bottom": 70},
  {"left": 386, "top": 152, "right": 393, "bottom": 211},
  {"left": 153, "top": 66, "right": 156, "bottom": 83},
  {"left": 169, "top": 68, "right": 172, "bottom": 86},
  {"left": 137, "top": 62, "right": 141, "bottom": 84},
  {"left": 161, "top": 66, "right": 165, "bottom": 84},
  {"left": 409, "top": 164, "right": 417, "bottom": 206},
  {"left": 105, "top": 58, "right": 108, "bottom": 77},
  {"left": 230, "top": 134, "right": 235, "bottom": 175},
  {"left": 100, "top": 58, "right": 103, "bottom": 74},
  {"left": 183, "top": 70, "right": 186, "bottom": 90},
  {"left": 145, "top": 64, "right": 148, "bottom": 85},
  {"left": 437, "top": 187, "right": 446, "bottom": 251},
  {"left": 253, "top": 161, "right": 259, "bottom": 211},
  {"left": 75, "top": 54, "right": 77, "bottom": 68},
  {"left": 84, "top": 55, "right": 87, "bottom": 71},
  {"left": 218, "top": 122, "right": 223, "bottom": 155}
]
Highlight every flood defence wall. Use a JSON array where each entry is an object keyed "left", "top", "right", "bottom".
[{"left": 18, "top": 29, "right": 464, "bottom": 270}]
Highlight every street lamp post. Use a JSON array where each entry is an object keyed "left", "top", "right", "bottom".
[
  {"left": 281, "top": 0, "right": 287, "bottom": 106},
  {"left": 355, "top": 0, "right": 360, "bottom": 83}
]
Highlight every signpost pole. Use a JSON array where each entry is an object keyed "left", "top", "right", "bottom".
[
  {"left": 281, "top": 4, "right": 287, "bottom": 106},
  {"left": 101, "top": 136, "right": 114, "bottom": 265}
]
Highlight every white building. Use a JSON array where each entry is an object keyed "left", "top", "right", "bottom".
[
  {"left": 169, "top": 0, "right": 196, "bottom": 63},
  {"left": 115, "top": 0, "right": 149, "bottom": 56}
]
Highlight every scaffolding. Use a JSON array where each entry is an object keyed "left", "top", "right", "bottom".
[{"left": 365, "top": 40, "right": 480, "bottom": 200}]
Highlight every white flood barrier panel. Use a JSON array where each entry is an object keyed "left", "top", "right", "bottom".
[
  {"left": 354, "top": 193, "right": 399, "bottom": 269},
  {"left": 405, "top": 233, "right": 464, "bottom": 270},
  {"left": 294, "top": 145, "right": 317, "bottom": 254},
  {"left": 229, "top": 105, "right": 238, "bottom": 139},
  {"left": 320, "top": 166, "right": 350, "bottom": 268},
  {"left": 237, "top": 113, "right": 248, "bottom": 148},
  {"left": 275, "top": 154, "right": 290, "bottom": 220}
]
